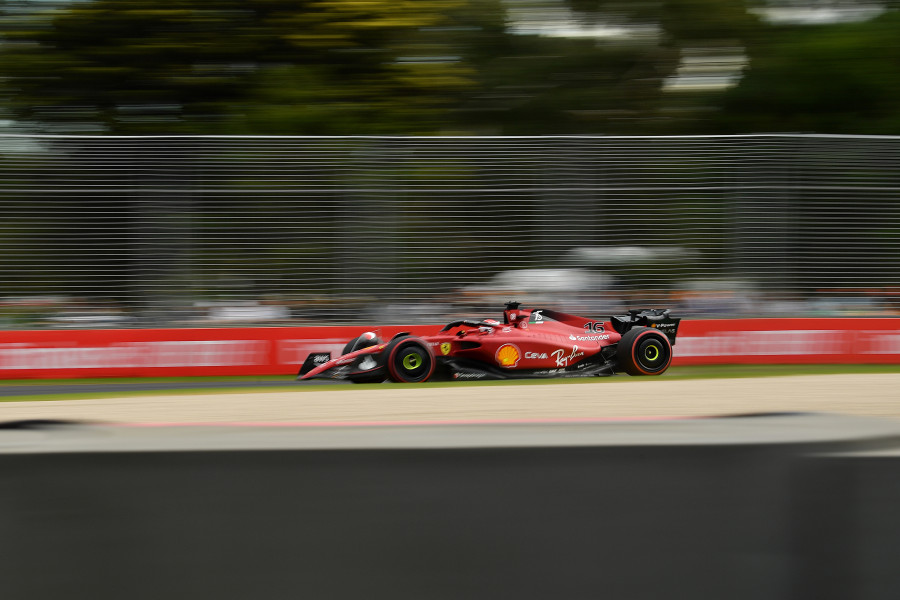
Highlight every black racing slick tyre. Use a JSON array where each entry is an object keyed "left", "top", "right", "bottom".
[
  {"left": 386, "top": 337, "right": 435, "bottom": 383},
  {"left": 348, "top": 372, "right": 386, "bottom": 384},
  {"left": 341, "top": 332, "right": 382, "bottom": 356},
  {"left": 616, "top": 326, "right": 673, "bottom": 376},
  {"left": 340, "top": 332, "right": 385, "bottom": 384}
]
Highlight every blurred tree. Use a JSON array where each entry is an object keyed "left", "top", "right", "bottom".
[
  {"left": 0, "top": 0, "right": 501, "bottom": 134},
  {"left": 717, "top": 10, "right": 900, "bottom": 134},
  {"left": 0, "top": 1, "right": 254, "bottom": 132},
  {"left": 558, "top": 0, "right": 900, "bottom": 134},
  {"left": 445, "top": 0, "right": 765, "bottom": 134},
  {"left": 565, "top": 0, "right": 760, "bottom": 42},
  {"left": 1, "top": 0, "right": 897, "bottom": 134},
  {"left": 462, "top": 34, "right": 676, "bottom": 134},
  {"left": 557, "top": 0, "right": 764, "bottom": 133}
]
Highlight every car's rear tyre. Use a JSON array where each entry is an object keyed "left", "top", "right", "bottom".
[
  {"left": 616, "top": 326, "right": 672, "bottom": 376},
  {"left": 386, "top": 337, "right": 435, "bottom": 383}
]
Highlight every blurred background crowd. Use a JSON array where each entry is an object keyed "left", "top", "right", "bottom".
[{"left": 0, "top": 1, "right": 898, "bottom": 328}]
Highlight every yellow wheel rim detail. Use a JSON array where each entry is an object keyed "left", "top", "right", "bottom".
[{"left": 402, "top": 353, "right": 422, "bottom": 370}]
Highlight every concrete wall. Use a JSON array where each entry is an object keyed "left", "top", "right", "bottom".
[{"left": 0, "top": 417, "right": 898, "bottom": 600}]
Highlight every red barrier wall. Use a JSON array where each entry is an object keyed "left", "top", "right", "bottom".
[
  {"left": 1, "top": 319, "right": 899, "bottom": 379},
  {"left": 673, "top": 318, "right": 900, "bottom": 366},
  {"left": 0, "top": 325, "right": 433, "bottom": 379}
]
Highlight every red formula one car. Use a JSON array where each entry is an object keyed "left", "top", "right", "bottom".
[{"left": 297, "top": 302, "right": 681, "bottom": 383}]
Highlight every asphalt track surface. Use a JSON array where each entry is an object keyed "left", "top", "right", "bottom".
[{"left": 0, "top": 373, "right": 899, "bottom": 425}]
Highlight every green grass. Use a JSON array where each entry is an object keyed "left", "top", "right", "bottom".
[
  {"left": 0, "top": 387, "right": 303, "bottom": 403},
  {"left": 0, "top": 375, "right": 290, "bottom": 387},
  {"left": 665, "top": 364, "right": 900, "bottom": 379},
  {"left": 0, "top": 364, "right": 898, "bottom": 403}
]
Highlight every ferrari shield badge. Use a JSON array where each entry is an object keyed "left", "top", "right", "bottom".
[{"left": 440, "top": 342, "right": 452, "bottom": 355}]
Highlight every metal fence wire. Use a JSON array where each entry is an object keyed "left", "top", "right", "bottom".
[{"left": 1, "top": 134, "right": 898, "bottom": 328}]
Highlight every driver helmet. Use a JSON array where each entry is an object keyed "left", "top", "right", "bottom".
[{"left": 480, "top": 318, "right": 500, "bottom": 333}]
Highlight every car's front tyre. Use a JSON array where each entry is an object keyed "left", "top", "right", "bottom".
[
  {"left": 342, "top": 331, "right": 382, "bottom": 356},
  {"left": 386, "top": 337, "right": 435, "bottom": 383},
  {"left": 339, "top": 332, "right": 387, "bottom": 383}
]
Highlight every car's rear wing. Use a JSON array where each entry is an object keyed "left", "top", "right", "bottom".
[{"left": 610, "top": 309, "right": 681, "bottom": 344}]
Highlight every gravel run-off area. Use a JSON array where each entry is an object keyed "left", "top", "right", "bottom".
[{"left": 0, "top": 374, "right": 898, "bottom": 425}]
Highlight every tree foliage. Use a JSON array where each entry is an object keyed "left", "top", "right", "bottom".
[
  {"left": 0, "top": 0, "right": 898, "bottom": 134},
  {"left": 718, "top": 10, "right": 900, "bottom": 134},
  {"left": 0, "top": 0, "right": 497, "bottom": 134}
]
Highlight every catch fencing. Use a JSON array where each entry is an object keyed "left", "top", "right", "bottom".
[{"left": 1, "top": 134, "right": 898, "bottom": 328}]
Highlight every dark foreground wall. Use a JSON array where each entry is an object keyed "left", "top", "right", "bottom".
[
  {"left": 791, "top": 450, "right": 900, "bottom": 600},
  {"left": 0, "top": 416, "right": 899, "bottom": 600}
]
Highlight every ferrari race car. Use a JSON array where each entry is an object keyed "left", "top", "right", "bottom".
[{"left": 297, "top": 302, "right": 681, "bottom": 383}]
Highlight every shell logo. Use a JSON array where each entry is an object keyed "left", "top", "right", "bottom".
[{"left": 496, "top": 344, "right": 521, "bottom": 368}]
